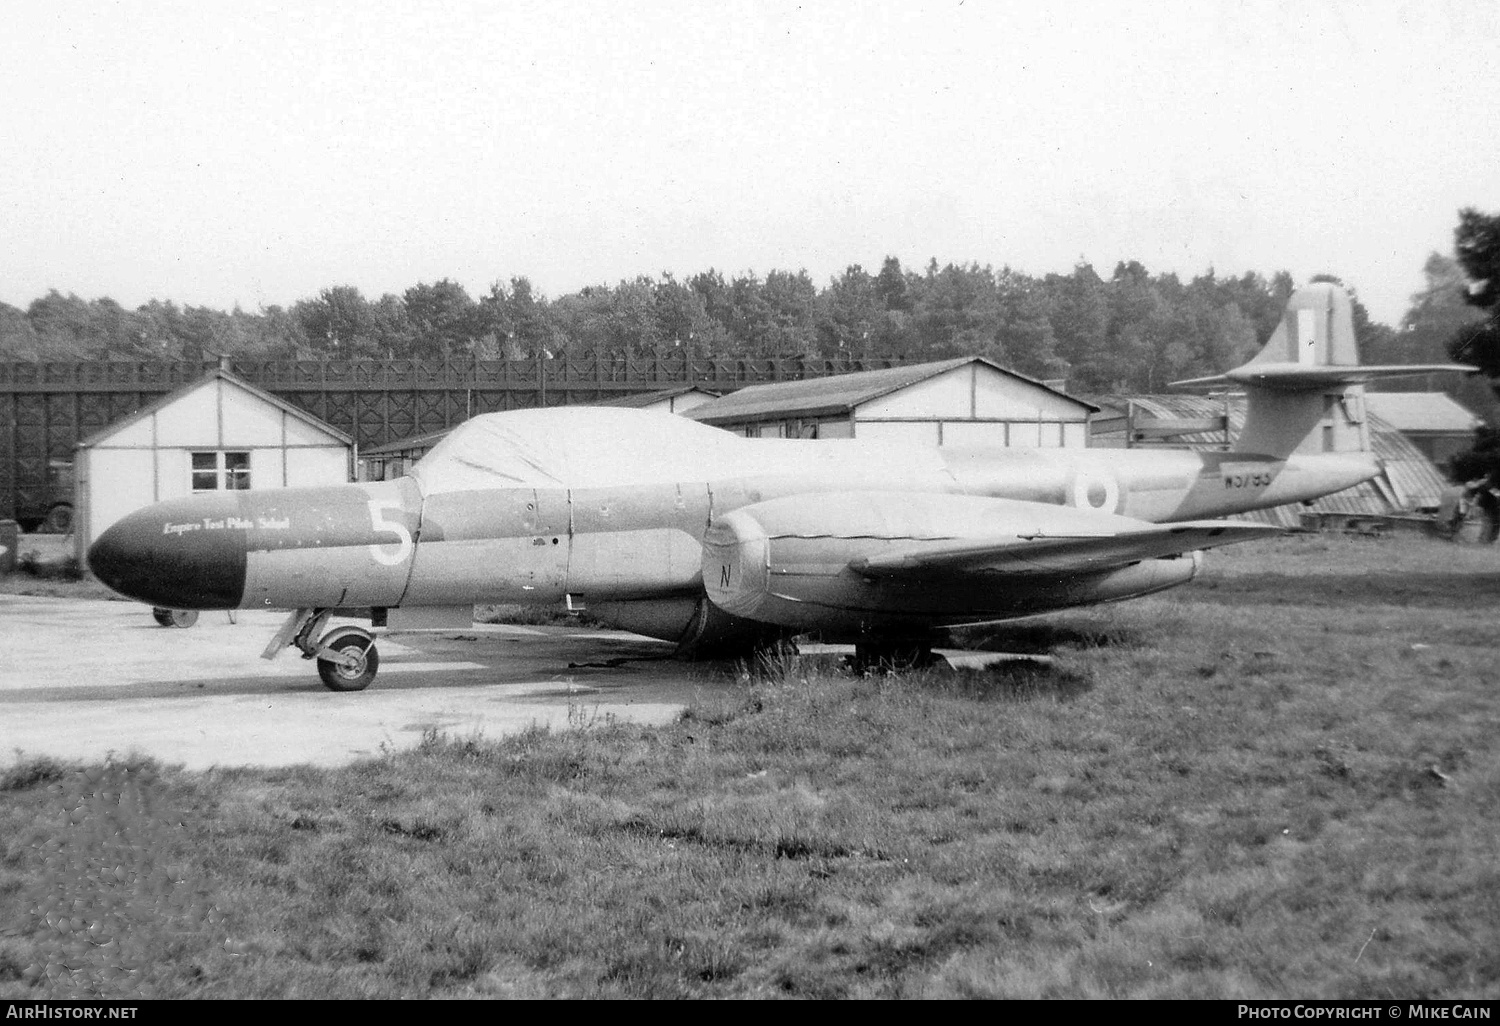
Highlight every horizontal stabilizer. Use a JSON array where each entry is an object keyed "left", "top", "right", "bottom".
[
  {"left": 1172, "top": 363, "right": 1474, "bottom": 391},
  {"left": 1172, "top": 282, "right": 1474, "bottom": 392},
  {"left": 1166, "top": 282, "right": 1475, "bottom": 457},
  {"left": 850, "top": 521, "right": 1281, "bottom": 578}
]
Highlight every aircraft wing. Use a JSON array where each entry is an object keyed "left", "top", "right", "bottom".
[{"left": 849, "top": 520, "right": 1281, "bottom": 578}]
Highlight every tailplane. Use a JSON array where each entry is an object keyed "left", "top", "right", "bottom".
[{"left": 1172, "top": 283, "right": 1474, "bottom": 458}]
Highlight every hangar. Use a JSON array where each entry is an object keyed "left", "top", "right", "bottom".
[
  {"left": 684, "top": 357, "right": 1097, "bottom": 446},
  {"left": 73, "top": 368, "right": 352, "bottom": 558}
]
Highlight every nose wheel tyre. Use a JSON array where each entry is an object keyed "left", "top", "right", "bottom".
[
  {"left": 317, "top": 631, "right": 380, "bottom": 692},
  {"left": 152, "top": 608, "right": 199, "bottom": 628}
]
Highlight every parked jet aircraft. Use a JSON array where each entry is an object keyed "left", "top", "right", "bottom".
[{"left": 89, "top": 284, "right": 1471, "bottom": 690}]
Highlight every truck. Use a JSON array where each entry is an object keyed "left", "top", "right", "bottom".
[{"left": 14, "top": 458, "right": 74, "bottom": 534}]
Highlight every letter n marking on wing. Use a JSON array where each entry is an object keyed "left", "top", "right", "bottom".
[{"left": 720, "top": 564, "right": 732, "bottom": 588}]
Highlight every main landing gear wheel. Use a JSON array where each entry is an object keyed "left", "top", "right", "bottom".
[
  {"left": 152, "top": 608, "right": 199, "bottom": 628},
  {"left": 752, "top": 635, "right": 801, "bottom": 669},
  {"left": 316, "top": 628, "right": 380, "bottom": 692}
]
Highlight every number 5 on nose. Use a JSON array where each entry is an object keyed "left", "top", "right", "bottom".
[{"left": 368, "top": 499, "right": 413, "bottom": 566}]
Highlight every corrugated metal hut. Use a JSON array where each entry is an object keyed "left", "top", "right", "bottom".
[{"left": 1362, "top": 392, "right": 1482, "bottom": 468}]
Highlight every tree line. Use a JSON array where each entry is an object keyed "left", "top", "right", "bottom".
[
  {"left": 1441, "top": 208, "right": 1500, "bottom": 480},
  {"left": 0, "top": 244, "right": 1486, "bottom": 396}
]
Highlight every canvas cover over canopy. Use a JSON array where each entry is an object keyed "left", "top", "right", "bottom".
[{"left": 409, "top": 406, "right": 952, "bottom": 493}]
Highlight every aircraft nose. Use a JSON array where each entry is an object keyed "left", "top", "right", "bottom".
[{"left": 88, "top": 495, "right": 248, "bottom": 609}]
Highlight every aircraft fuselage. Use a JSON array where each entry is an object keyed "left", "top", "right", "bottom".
[
  {"left": 88, "top": 433, "right": 1377, "bottom": 617},
  {"left": 82, "top": 282, "right": 1465, "bottom": 690}
]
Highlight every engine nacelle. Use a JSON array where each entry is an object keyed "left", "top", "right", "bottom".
[
  {"left": 587, "top": 596, "right": 792, "bottom": 656},
  {"left": 702, "top": 492, "right": 1201, "bottom": 636}
]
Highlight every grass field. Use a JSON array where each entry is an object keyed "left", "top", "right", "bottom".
[{"left": 2, "top": 533, "right": 1498, "bottom": 998}]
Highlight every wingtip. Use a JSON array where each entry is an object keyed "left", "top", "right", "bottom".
[{"left": 1169, "top": 374, "right": 1231, "bottom": 389}]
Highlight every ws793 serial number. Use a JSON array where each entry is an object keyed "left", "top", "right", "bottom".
[{"left": 1223, "top": 470, "right": 1274, "bottom": 490}]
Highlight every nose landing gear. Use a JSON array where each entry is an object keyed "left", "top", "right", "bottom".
[
  {"left": 314, "top": 627, "right": 380, "bottom": 692},
  {"left": 151, "top": 607, "right": 200, "bottom": 628},
  {"left": 264, "top": 608, "right": 382, "bottom": 692}
]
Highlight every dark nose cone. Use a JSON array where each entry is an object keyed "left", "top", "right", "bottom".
[{"left": 88, "top": 495, "right": 248, "bottom": 609}]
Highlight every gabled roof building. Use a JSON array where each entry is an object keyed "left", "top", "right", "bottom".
[
  {"left": 685, "top": 357, "right": 1097, "bottom": 447},
  {"left": 74, "top": 368, "right": 351, "bottom": 557},
  {"left": 596, "top": 385, "right": 720, "bottom": 414}
]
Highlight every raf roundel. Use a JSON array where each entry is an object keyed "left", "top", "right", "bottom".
[{"left": 1070, "top": 471, "right": 1122, "bottom": 514}]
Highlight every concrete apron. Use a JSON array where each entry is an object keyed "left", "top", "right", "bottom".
[{"left": 0, "top": 596, "right": 696, "bottom": 771}]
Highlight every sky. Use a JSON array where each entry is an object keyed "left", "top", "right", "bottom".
[{"left": 2, "top": 0, "right": 1497, "bottom": 327}]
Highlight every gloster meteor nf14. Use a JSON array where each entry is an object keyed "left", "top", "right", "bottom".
[{"left": 89, "top": 284, "right": 1470, "bottom": 690}]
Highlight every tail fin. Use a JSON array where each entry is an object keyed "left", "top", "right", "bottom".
[{"left": 1172, "top": 283, "right": 1474, "bottom": 458}]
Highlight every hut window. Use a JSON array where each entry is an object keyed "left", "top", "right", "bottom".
[{"left": 192, "top": 451, "right": 252, "bottom": 492}]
